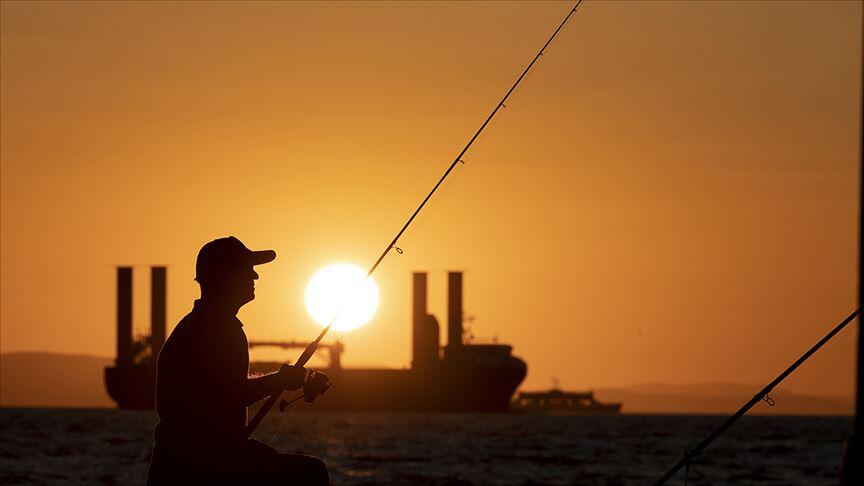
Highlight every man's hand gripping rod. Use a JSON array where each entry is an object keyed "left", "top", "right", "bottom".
[
  {"left": 244, "top": 0, "right": 583, "bottom": 439},
  {"left": 244, "top": 323, "right": 330, "bottom": 437}
]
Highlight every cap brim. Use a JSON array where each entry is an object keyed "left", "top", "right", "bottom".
[{"left": 249, "top": 249, "right": 276, "bottom": 265}]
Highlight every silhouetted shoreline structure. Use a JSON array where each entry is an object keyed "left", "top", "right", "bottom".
[{"left": 105, "top": 270, "right": 527, "bottom": 412}]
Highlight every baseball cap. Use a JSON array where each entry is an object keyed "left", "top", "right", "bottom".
[{"left": 195, "top": 236, "right": 276, "bottom": 282}]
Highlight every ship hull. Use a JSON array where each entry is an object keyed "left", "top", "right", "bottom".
[
  {"left": 106, "top": 358, "right": 527, "bottom": 413},
  {"left": 250, "top": 359, "right": 527, "bottom": 413},
  {"left": 105, "top": 364, "right": 156, "bottom": 410}
]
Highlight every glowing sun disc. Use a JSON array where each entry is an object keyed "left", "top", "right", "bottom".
[{"left": 304, "top": 264, "right": 379, "bottom": 332}]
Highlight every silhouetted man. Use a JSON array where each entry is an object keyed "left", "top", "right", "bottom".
[{"left": 147, "top": 236, "right": 331, "bottom": 485}]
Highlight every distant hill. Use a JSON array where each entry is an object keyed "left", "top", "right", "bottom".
[
  {"left": 593, "top": 382, "right": 853, "bottom": 416},
  {"left": 0, "top": 352, "right": 114, "bottom": 408},
  {"left": 1, "top": 352, "right": 854, "bottom": 414}
]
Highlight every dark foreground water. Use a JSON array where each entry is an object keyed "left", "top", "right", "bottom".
[{"left": 0, "top": 409, "right": 852, "bottom": 485}]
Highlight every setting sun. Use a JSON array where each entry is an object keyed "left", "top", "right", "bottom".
[{"left": 304, "top": 264, "right": 380, "bottom": 332}]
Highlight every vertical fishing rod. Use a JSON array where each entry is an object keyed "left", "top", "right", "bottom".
[
  {"left": 654, "top": 308, "right": 860, "bottom": 485},
  {"left": 244, "top": 0, "right": 584, "bottom": 438}
]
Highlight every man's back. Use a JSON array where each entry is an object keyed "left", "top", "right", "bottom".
[{"left": 153, "top": 300, "right": 249, "bottom": 464}]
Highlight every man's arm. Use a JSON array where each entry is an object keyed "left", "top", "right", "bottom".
[{"left": 241, "top": 365, "right": 306, "bottom": 407}]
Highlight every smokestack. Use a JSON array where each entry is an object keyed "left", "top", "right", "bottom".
[
  {"left": 448, "top": 272, "right": 463, "bottom": 348},
  {"left": 412, "top": 272, "right": 440, "bottom": 369},
  {"left": 412, "top": 272, "right": 427, "bottom": 335},
  {"left": 150, "top": 267, "right": 166, "bottom": 358},
  {"left": 116, "top": 267, "right": 133, "bottom": 367}
]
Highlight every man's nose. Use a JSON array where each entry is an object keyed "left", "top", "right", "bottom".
[{"left": 252, "top": 270, "right": 259, "bottom": 280}]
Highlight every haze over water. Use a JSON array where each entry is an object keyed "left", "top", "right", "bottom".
[{"left": 1, "top": 1, "right": 861, "bottom": 406}]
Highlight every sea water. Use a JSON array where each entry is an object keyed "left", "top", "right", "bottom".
[{"left": 0, "top": 409, "right": 852, "bottom": 485}]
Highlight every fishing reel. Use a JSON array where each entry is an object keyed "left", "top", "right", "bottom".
[
  {"left": 304, "top": 370, "right": 331, "bottom": 402},
  {"left": 278, "top": 370, "right": 331, "bottom": 412}
]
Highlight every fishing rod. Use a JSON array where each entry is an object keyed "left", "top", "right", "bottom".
[
  {"left": 244, "top": 0, "right": 585, "bottom": 438},
  {"left": 654, "top": 307, "right": 860, "bottom": 485}
]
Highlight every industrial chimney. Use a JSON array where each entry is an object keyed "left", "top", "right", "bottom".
[
  {"left": 150, "top": 267, "right": 167, "bottom": 358},
  {"left": 447, "top": 271, "right": 463, "bottom": 349},
  {"left": 412, "top": 272, "right": 440, "bottom": 370},
  {"left": 116, "top": 267, "right": 133, "bottom": 368}
]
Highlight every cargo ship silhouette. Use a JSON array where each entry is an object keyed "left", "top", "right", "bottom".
[{"left": 105, "top": 268, "right": 527, "bottom": 412}]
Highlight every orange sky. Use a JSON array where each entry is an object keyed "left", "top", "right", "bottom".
[{"left": 1, "top": 1, "right": 861, "bottom": 400}]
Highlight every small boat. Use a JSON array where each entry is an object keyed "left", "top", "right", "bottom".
[{"left": 513, "top": 389, "right": 622, "bottom": 414}]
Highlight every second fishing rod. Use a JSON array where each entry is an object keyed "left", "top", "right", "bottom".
[{"left": 244, "top": 0, "right": 585, "bottom": 438}]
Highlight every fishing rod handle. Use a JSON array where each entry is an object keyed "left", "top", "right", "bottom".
[{"left": 244, "top": 393, "right": 280, "bottom": 438}]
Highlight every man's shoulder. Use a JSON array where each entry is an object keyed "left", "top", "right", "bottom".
[
  {"left": 169, "top": 308, "right": 203, "bottom": 337},
  {"left": 170, "top": 306, "right": 245, "bottom": 345},
  {"left": 163, "top": 305, "right": 214, "bottom": 348}
]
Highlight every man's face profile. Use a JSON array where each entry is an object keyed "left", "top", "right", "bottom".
[
  {"left": 236, "top": 265, "right": 259, "bottom": 305},
  {"left": 218, "top": 264, "right": 258, "bottom": 307}
]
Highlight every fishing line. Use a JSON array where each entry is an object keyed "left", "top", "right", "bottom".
[
  {"left": 391, "top": 162, "right": 467, "bottom": 254},
  {"left": 267, "top": 393, "right": 304, "bottom": 445},
  {"left": 245, "top": 0, "right": 585, "bottom": 439}
]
